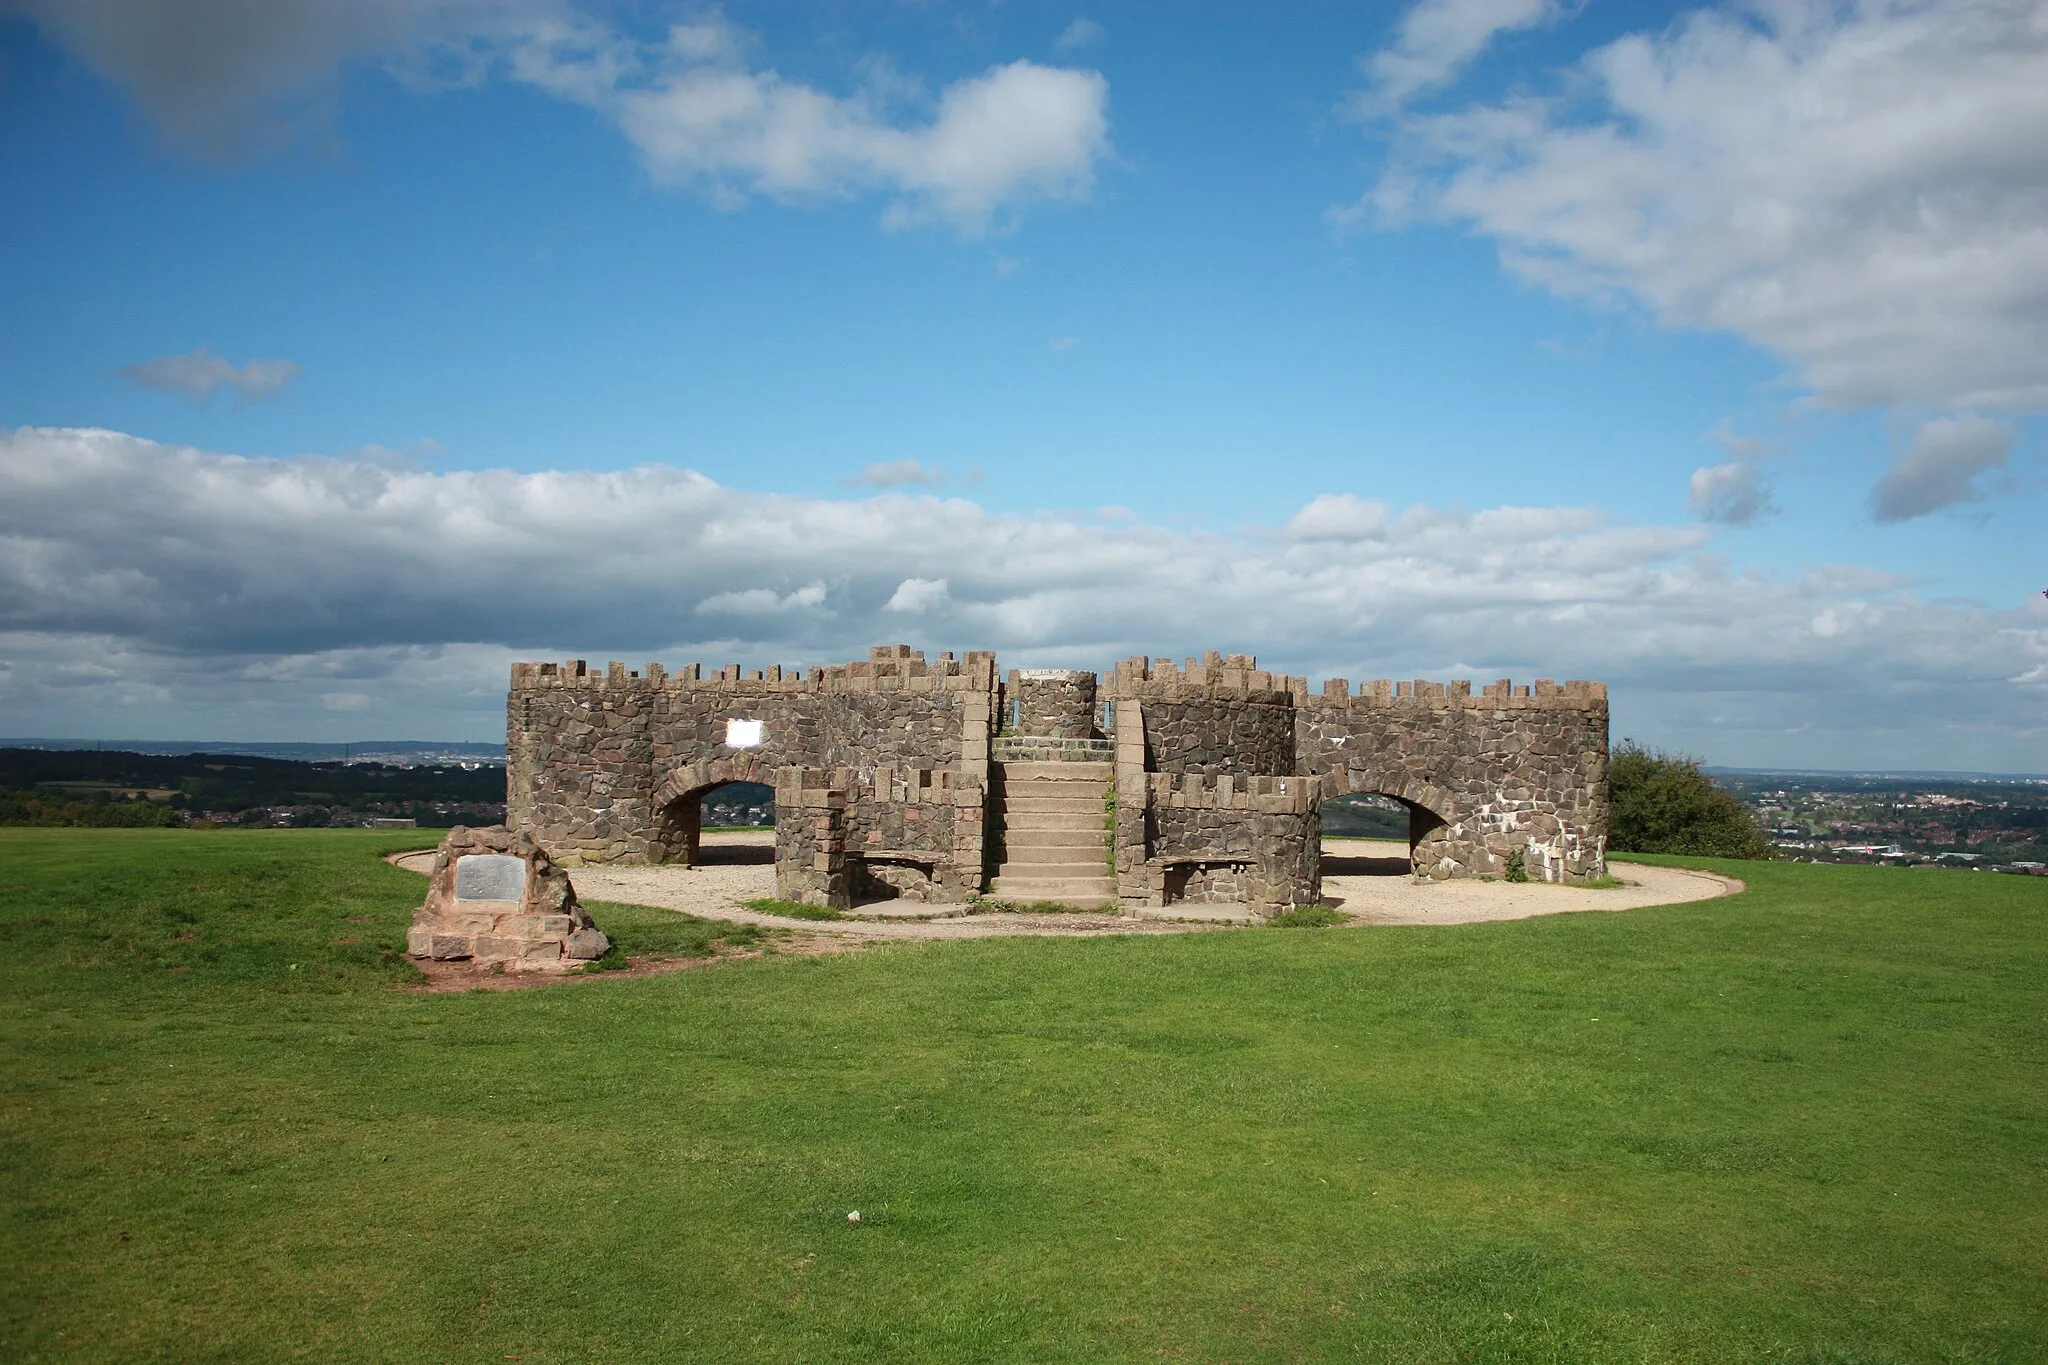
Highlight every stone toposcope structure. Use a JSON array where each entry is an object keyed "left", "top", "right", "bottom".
[
  {"left": 407, "top": 824, "right": 611, "bottom": 967},
  {"left": 505, "top": 646, "right": 1609, "bottom": 917}
]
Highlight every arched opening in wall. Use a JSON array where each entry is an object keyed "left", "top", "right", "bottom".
[
  {"left": 652, "top": 779, "right": 776, "bottom": 867},
  {"left": 1322, "top": 790, "right": 1450, "bottom": 877}
]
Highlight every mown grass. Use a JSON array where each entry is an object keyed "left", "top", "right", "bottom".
[
  {"left": 741, "top": 896, "right": 848, "bottom": 922},
  {"left": 1265, "top": 904, "right": 1352, "bottom": 928},
  {"left": 1, "top": 829, "right": 2044, "bottom": 1361}
]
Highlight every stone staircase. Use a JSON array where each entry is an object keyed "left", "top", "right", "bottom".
[{"left": 990, "top": 760, "right": 1117, "bottom": 907}]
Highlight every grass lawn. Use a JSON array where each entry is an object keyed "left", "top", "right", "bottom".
[{"left": 2, "top": 829, "right": 2045, "bottom": 1362}]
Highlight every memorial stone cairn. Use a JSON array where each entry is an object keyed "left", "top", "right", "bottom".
[{"left": 407, "top": 825, "right": 610, "bottom": 968}]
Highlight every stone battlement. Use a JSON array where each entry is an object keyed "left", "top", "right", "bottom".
[
  {"left": 1308, "top": 676, "right": 1606, "bottom": 706},
  {"left": 1145, "top": 771, "right": 1319, "bottom": 814},
  {"left": 510, "top": 648, "right": 998, "bottom": 695}
]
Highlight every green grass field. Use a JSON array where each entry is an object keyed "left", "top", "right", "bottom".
[{"left": 2, "top": 829, "right": 2044, "bottom": 1362}]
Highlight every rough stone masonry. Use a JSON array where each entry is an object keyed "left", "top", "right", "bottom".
[{"left": 506, "top": 646, "right": 1609, "bottom": 916}]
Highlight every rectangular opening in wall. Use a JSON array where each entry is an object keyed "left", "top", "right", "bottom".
[{"left": 1162, "top": 858, "right": 1253, "bottom": 905}]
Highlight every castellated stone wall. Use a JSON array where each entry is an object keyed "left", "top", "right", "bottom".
[
  {"left": 1103, "top": 655, "right": 1607, "bottom": 892},
  {"left": 508, "top": 646, "right": 997, "bottom": 869},
  {"left": 507, "top": 642, "right": 1609, "bottom": 913},
  {"left": 1299, "top": 677, "right": 1609, "bottom": 882}
]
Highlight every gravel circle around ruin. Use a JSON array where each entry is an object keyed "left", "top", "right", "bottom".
[{"left": 388, "top": 831, "right": 1740, "bottom": 938}]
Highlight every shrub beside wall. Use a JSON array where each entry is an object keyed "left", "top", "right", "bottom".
[{"left": 1608, "top": 742, "right": 1774, "bottom": 859}]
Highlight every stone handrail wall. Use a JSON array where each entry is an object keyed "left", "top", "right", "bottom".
[{"left": 771, "top": 764, "right": 985, "bottom": 906}]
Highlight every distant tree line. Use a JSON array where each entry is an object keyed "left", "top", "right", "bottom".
[
  {"left": 0, "top": 790, "right": 185, "bottom": 828},
  {"left": 0, "top": 748, "right": 506, "bottom": 826},
  {"left": 1608, "top": 741, "right": 1774, "bottom": 859}
]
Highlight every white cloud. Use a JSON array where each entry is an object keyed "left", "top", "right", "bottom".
[
  {"left": 471, "top": 13, "right": 1111, "bottom": 234},
  {"left": 22, "top": 2, "right": 1112, "bottom": 235},
  {"left": 0, "top": 426, "right": 2042, "bottom": 768},
  {"left": 697, "top": 582, "right": 828, "bottom": 615},
  {"left": 883, "top": 577, "right": 950, "bottom": 613},
  {"left": 119, "top": 347, "right": 303, "bottom": 404},
  {"left": 844, "top": 459, "right": 945, "bottom": 489},
  {"left": 1054, "top": 18, "right": 1103, "bottom": 55},
  {"left": 1285, "top": 493, "right": 1390, "bottom": 540},
  {"left": 1871, "top": 415, "right": 2014, "bottom": 522},
  {"left": 1353, "top": 0, "right": 1570, "bottom": 115},
  {"left": 1345, "top": 0, "right": 2048, "bottom": 417},
  {"left": 1687, "top": 460, "right": 1774, "bottom": 526}
]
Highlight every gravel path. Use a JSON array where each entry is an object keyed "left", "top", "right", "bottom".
[
  {"left": 1320, "top": 840, "right": 1741, "bottom": 925},
  {"left": 390, "top": 831, "right": 1739, "bottom": 938}
]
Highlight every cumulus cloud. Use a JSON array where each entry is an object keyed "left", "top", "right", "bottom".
[
  {"left": 21, "top": 2, "right": 1112, "bottom": 234},
  {"left": 1, "top": 427, "right": 2042, "bottom": 766},
  {"left": 1687, "top": 461, "right": 1773, "bottom": 526},
  {"left": 844, "top": 459, "right": 946, "bottom": 489},
  {"left": 596, "top": 42, "right": 1110, "bottom": 232},
  {"left": 883, "top": 577, "right": 950, "bottom": 613},
  {"left": 1871, "top": 415, "right": 2014, "bottom": 523},
  {"left": 1352, "top": 0, "right": 1571, "bottom": 115},
  {"left": 1344, "top": 0, "right": 2048, "bottom": 415},
  {"left": 1285, "top": 493, "right": 1390, "bottom": 540},
  {"left": 119, "top": 347, "right": 302, "bottom": 405}
]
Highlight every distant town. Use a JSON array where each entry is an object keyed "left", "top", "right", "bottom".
[{"left": 1712, "top": 770, "right": 2048, "bottom": 875}]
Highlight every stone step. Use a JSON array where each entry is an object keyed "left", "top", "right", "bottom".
[
  {"left": 1000, "top": 797, "right": 1108, "bottom": 816},
  {"left": 998, "top": 809, "right": 1105, "bottom": 831},
  {"left": 1002, "top": 786, "right": 1109, "bottom": 804},
  {"left": 1002, "top": 828, "right": 1106, "bottom": 851},
  {"left": 1132, "top": 905, "right": 1261, "bottom": 925},
  {"left": 991, "top": 737, "right": 1114, "bottom": 762},
  {"left": 849, "top": 902, "right": 970, "bottom": 920},
  {"left": 998, "top": 761, "right": 1113, "bottom": 784},
  {"left": 988, "top": 875, "right": 1118, "bottom": 906},
  {"left": 998, "top": 857, "right": 1112, "bottom": 879}
]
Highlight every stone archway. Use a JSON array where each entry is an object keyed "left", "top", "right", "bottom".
[
  {"left": 1334, "top": 771, "right": 1459, "bottom": 880},
  {"left": 651, "top": 754, "right": 776, "bottom": 866}
]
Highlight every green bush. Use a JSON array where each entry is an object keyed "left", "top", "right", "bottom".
[{"left": 1609, "top": 741, "right": 1774, "bottom": 859}]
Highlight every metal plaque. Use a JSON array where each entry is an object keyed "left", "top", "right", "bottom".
[{"left": 454, "top": 853, "right": 526, "bottom": 902}]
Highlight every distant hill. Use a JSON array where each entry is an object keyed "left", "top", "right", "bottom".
[
  {"left": 0, "top": 738, "right": 504, "bottom": 764},
  {"left": 0, "top": 747, "right": 505, "bottom": 828}
]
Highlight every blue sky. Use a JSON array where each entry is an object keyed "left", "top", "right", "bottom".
[{"left": 1, "top": 0, "right": 2043, "bottom": 769}]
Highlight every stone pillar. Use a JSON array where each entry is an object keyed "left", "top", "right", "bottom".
[
  {"left": 1112, "top": 698, "right": 1158, "bottom": 913},
  {"left": 1010, "top": 669, "right": 1099, "bottom": 739},
  {"left": 775, "top": 770, "right": 851, "bottom": 909}
]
